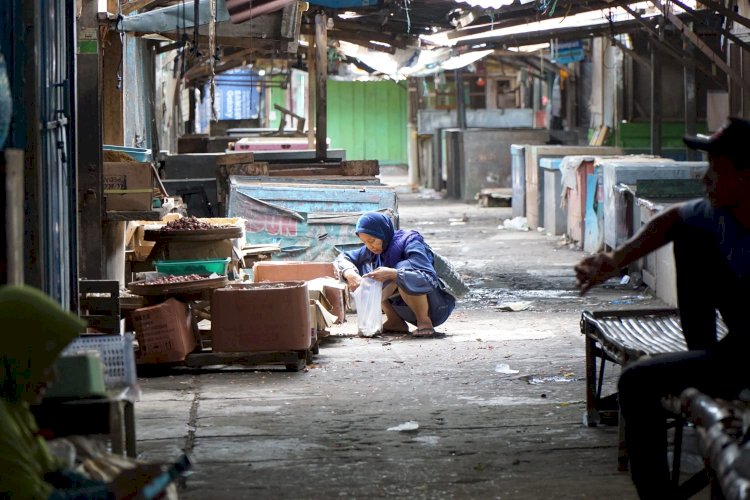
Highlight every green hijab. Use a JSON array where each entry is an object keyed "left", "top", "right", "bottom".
[{"left": 0, "top": 285, "right": 86, "bottom": 498}]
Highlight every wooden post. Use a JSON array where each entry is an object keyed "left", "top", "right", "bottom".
[
  {"left": 78, "top": 0, "right": 104, "bottom": 279},
  {"left": 102, "top": 30, "right": 124, "bottom": 145},
  {"left": 683, "top": 34, "right": 698, "bottom": 160},
  {"left": 4, "top": 149, "right": 24, "bottom": 284},
  {"left": 650, "top": 40, "right": 662, "bottom": 156},
  {"left": 455, "top": 68, "right": 467, "bottom": 130},
  {"left": 307, "top": 34, "right": 315, "bottom": 150},
  {"left": 407, "top": 78, "right": 419, "bottom": 187},
  {"left": 314, "top": 12, "right": 327, "bottom": 161}
]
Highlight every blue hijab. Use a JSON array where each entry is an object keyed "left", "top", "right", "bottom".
[{"left": 355, "top": 212, "right": 425, "bottom": 268}]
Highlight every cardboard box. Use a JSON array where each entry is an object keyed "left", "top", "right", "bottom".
[
  {"left": 309, "top": 289, "right": 338, "bottom": 332},
  {"left": 132, "top": 298, "right": 197, "bottom": 364},
  {"left": 308, "top": 278, "right": 346, "bottom": 324},
  {"left": 309, "top": 304, "right": 317, "bottom": 346},
  {"left": 212, "top": 281, "right": 311, "bottom": 352},
  {"left": 253, "top": 261, "right": 337, "bottom": 283},
  {"left": 104, "top": 162, "right": 154, "bottom": 211}
]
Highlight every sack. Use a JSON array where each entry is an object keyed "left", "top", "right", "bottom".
[
  {"left": 431, "top": 251, "right": 469, "bottom": 298},
  {"left": 350, "top": 277, "right": 383, "bottom": 337}
]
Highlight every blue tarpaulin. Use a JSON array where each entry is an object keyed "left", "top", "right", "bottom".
[{"left": 197, "top": 67, "right": 261, "bottom": 132}]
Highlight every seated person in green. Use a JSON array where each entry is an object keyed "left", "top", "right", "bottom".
[
  {"left": 0, "top": 285, "right": 163, "bottom": 499},
  {"left": 334, "top": 212, "right": 456, "bottom": 337}
]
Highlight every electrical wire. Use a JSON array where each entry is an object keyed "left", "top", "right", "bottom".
[
  {"left": 538, "top": 0, "right": 559, "bottom": 16},
  {"left": 403, "top": 0, "right": 411, "bottom": 33}
]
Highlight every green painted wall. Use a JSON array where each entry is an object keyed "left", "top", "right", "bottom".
[
  {"left": 613, "top": 122, "right": 709, "bottom": 148},
  {"left": 327, "top": 80, "right": 407, "bottom": 165}
]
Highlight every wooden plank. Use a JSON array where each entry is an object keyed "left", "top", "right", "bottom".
[
  {"left": 216, "top": 152, "right": 255, "bottom": 165},
  {"left": 183, "top": 350, "right": 304, "bottom": 368},
  {"left": 105, "top": 211, "right": 162, "bottom": 221},
  {"left": 341, "top": 160, "right": 379, "bottom": 177},
  {"left": 266, "top": 162, "right": 340, "bottom": 170},
  {"left": 267, "top": 167, "right": 347, "bottom": 177},
  {"left": 4, "top": 149, "right": 24, "bottom": 284},
  {"left": 102, "top": 30, "right": 123, "bottom": 145},
  {"left": 306, "top": 34, "right": 316, "bottom": 150}
]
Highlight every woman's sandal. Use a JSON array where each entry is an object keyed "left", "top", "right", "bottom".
[
  {"left": 382, "top": 329, "right": 409, "bottom": 335},
  {"left": 412, "top": 327, "right": 444, "bottom": 338}
]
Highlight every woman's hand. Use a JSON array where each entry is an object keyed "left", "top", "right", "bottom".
[
  {"left": 574, "top": 252, "right": 619, "bottom": 295},
  {"left": 343, "top": 269, "right": 362, "bottom": 292},
  {"left": 364, "top": 267, "right": 397, "bottom": 282}
]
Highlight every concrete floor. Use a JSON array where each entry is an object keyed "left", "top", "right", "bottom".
[{"left": 133, "top": 172, "right": 702, "bottom": 499}]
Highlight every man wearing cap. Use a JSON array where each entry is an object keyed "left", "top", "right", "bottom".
[{"left": 574, "top": 117, "right": 750, "bottom": 498}]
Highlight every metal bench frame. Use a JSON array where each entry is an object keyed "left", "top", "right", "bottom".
[{"left": 580, "top": 308, "right": 728, "bottom": 487}]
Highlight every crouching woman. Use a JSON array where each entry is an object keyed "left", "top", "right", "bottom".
[{"left": 334, "top": 212, "right": 456, "bottom": 337}]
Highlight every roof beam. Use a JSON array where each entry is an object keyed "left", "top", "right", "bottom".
[
  {"left": 654, "top": 2, "right": 750, "bottom": 94},
  {"left": 307, "top": 19, "right": 409, "bottom": 49},
  {"left": 621, "top": 4, "right": 727, "bottom": 89},
  {"left": 669, "top": 0, "right": 750, "bottom": 55},
  {"left": 158, "top": 32, "right": 285, "bottom": 53},
  {"left": 694, "top": 0, "right": 750, "bottom": 32}
]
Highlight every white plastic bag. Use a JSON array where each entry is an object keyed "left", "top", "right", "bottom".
[{"left": 350, "top": 277, "right": 383, "bottom": 337}]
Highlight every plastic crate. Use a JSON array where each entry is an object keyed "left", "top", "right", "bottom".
[
  {"left": 154, "top": 258, "right": 230, "bottom": 276},
  {"left": 61, "top": 333, "right": 140, "bottom": 401}
]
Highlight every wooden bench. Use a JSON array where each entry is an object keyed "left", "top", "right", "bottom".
[{"left": 580, "top": 308, "right": 729, "bottom": 474}]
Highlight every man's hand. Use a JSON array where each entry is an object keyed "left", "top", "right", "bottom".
[
  {"left": 343, "top": 269, "right": 362, "bottom": 291},
  {"left": 364, "top": 267, "right": 397, "bottom": 282},
  {"left": 109, "top": 463, "right": 165, "bottom": 499},
  {"left": 574, "top": 253, "right": 620, "bottom": 295}
]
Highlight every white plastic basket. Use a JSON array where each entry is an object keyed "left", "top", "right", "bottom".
[{"left": 61, "top": 332, "right": 140, "bottom": 401}]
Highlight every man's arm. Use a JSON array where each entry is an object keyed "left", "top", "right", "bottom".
[{"left": 575, "top": 203, "right": 683, "bottom": 294}]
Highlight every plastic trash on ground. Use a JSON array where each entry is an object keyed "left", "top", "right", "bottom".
[
  {"left": 387, "top": 421, "right": 419, "bottom": 432},
  {"left": 499, "top": 216, "right": 529, "bottom": 231},
  {"left": 495, "top": 363, "right": 520, "bottom": 374}
]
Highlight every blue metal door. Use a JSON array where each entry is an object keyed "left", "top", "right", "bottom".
[
  {"left": 38, "top": 0, "right": 77, "bottom": 307},
  {"left": 0, "top": 0, "right": 77, "bottom": 307}
]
